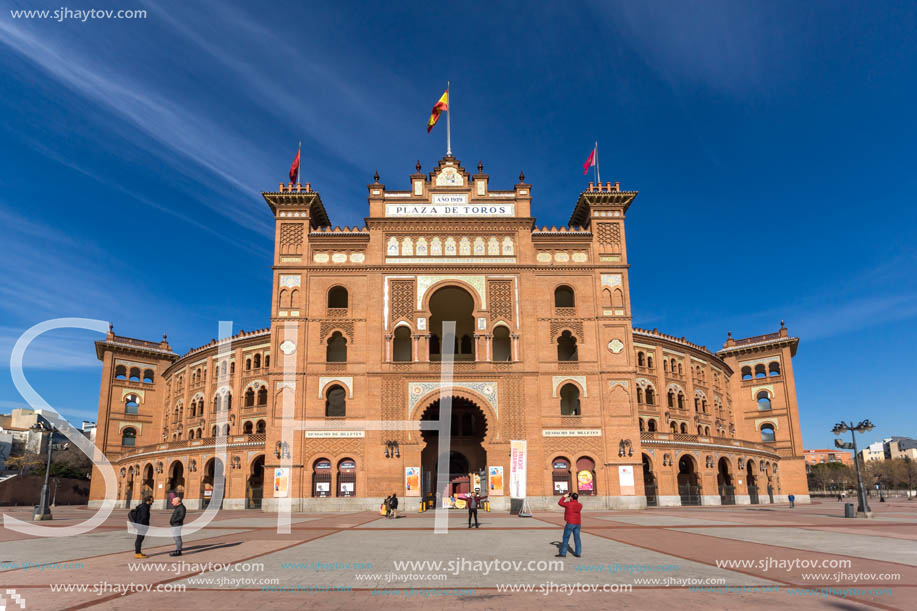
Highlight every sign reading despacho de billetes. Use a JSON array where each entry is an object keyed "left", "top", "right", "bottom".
[{"left": 385, "top": 193, "right": 514, "bottom": 217}]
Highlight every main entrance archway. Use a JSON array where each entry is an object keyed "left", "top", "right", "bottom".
[
  {"left": 677, "top": 455, "right": 701, "bottom": 506},
  {"left": 717, "top": 458, "right": 735, "bottom": 505},
  {"left": 419, "top": 396, "right": 488, "bottom": 499}
]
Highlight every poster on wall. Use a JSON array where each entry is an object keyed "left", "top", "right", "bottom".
[
  {"left": 577, "top": 470, "right": 594, "bottom": 492},
  {"left": 510, "top": 440, "right": 527, "bottom": 498},
  {"left": 471, "top": 472, "right": 482, "bottom": 491},
  {"left": 618, "top": 465, "right": 635, "bottom": 496},
  {"left": 405, "top": 467, "right": 420, "bottom": 497},
  {"left": 554, "top": 480, "right": 569, "bottom": 494},
  {"left": 488, "top": 466, "right": 504, "bottom": 495},
  {"left": 273, "top": 468, "right": 289, "bottom": 498}
]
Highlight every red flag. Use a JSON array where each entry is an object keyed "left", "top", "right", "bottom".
[
  {"left": 427, "top": 89, "right": 449, "bottom": 133},
  {"left": 289, "top": 146, "right": 301, "bottom": 183},
  {"left": 583, "top": 147, "right": 596, "bottom": 175}
]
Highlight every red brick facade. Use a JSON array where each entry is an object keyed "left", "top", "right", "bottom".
[{"left": 89, "top": 156, "right": 810, "bottom": 511}]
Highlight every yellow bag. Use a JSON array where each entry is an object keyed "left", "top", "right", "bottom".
[{"left": 380, "top": 504, "right": 386, "bottom": 516}]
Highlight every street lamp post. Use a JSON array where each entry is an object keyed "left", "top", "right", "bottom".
[
  {"left": 32, "top": 422, "right": 54, "bottom": 521},
  {"left": 833, "top": 419, "right": 874, "bottom": 518}
]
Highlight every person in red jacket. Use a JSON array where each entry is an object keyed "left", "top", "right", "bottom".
[{"left": 556, "top": 492, "right": 582, "bottom": 557}]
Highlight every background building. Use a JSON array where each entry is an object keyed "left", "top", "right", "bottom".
[{"left": 89, "top": 157, "right": 811, "bottom": 511}]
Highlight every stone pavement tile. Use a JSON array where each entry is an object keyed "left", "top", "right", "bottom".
[
  {"left": 174, "top": 528, "right": 775, "bottom": 590},
  {"left": 204, "top": 516, "right": 319, "bottom": 528},
  {"left": 84, "top": 586, "right": 881, "bottom": 611},
  {"left": 355, "top": 514, "right": 553, "bottom": 528},
  {"left": 802, "top": 524, "right": 917, "bottom": 541},
  {"left": 675, "top": 526, "right": 917, "bottom": 566},
  {"left": 0, "top": 528, "right": 244, "bottom": 566},
  {"left": 590, "top": 514, "right": 741, "bottom": 527},
  {"left": 590, "top": 526, "right": 914, "bottom": 610}
]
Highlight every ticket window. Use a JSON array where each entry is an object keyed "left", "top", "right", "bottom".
[
  {"left": 576, "top": 457, "right": 596, "bottom": 496},
  {"left": 337, "top": 459, "right": 356, "bottom": 497},
  {"left": 552, "top": 458, "right": 572, "bottom": 496},
  {"left": 313, "top": 459, "right": 332, "bottom": 497}
]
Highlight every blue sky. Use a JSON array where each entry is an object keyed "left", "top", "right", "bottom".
[{"left": 1, "top": 0, "right": 915, "bottom": 451}]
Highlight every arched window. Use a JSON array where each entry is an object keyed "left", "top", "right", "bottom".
[
  {"left": 646, "top": 386, "right": 656, "bottom": 405},
  {"left": 326, "top": 332, "right": 347, "bottom": 362},
  {"left": 245, "top": 388, "right": 255, "bottom": 407},
  {"left": 243, "top": 421, "right": 253, "bottom": 434},
  {"left": 647, "top": 355, "right": 654, "bottom": 369},
  {"left": 265, "top": 355, "right": 270, "bottom": 368},
  {"left": 245, "top": 358, "right": 251, "bottom": 371},
  {"left": 325, "top": 385, "right": 347, "bottom": 417},
  {"left": 225, "top": 392, "right": 232, "bottom": 411},
  {"left": 256, "top": 420, "right": 266, "bottom": 434},
  {"left": 677, "top": 363, "right": 683, "bottom": 375},
  {"left": 143, "top": 369, "right": 154, "bottom": 383},
  {"left": 755, "top": 364, "right": 767, "bottom": 379},
  {"left": 188, "top": 429, "right": 195, "bottom": 440},
  {"left": 704, "top": 426, "right": 710, "bottom": 436},
  {"left": 670, "top": 358, "right": 676, "bottom": 373},
  {"left": 213, "top": 395, "right": 220, "bottom": 412},
  {"left": 636, "top": 387, "right": 644, "bottom": 404},
  {"left": 769, "top": 362, "right": 781, "bottom": 376},
  {"left": 220, "top": 361, "right": 227, "bottom": 376},
  {"left": 211, "top": 426, "right": 217, "bottom": 437},
  {"left": 124, "top": 394, "right": 140, "bottom": 414},
  {"left": 637, "top": 352, "right": 645, "bottom": 367},
  {"left": 328, "top": 286, "right": 348, "bottom": 309},
  {"left": 757, "top": 391, "right": 772, "bottom": 411},
  {"left": 760, "top": 424, "right": 776, "bottom": 442},
  {"left": 663, "top": 360, "right": 668, "bottom": 372},
  {"left": 115, "top": 365, "right": 127, "bottom": 380},
  {"left": 694, "top": 397, "right": 700, "bottom": 411},
  {"left": 121, "top": 428, "right": 137, "bottom": 447},
  {"left": 639, "top": 418, "right": 645, "bottom": 431},
  {"left": 492, "top": 326, "right": 511, "bottom": 361},
  {"left": 667, "top": 390, "right": 675, "bottom": 408},
  {"left": 702, "top": 400, "right": 707, "bottom": 413},
  {"left": 552, "top": 457, "right": 572, "bottom": 495},
  {"left": 393, "top": 326, "right": 412, "bottom": 362},
  {"left": 557, "top": 331, "right": 578, "bottom": 361},
  {"left": 337, "top": 459, "right": 357, "bottom": 497},
  {"left": 253, "top": 354, "right": 261, "bottom": 369},
  {"left": 677, "top": 393, "right": 685, "bottom": 409},
  {"left": 222, "top": 424, "right": 230, "bottom": 436},
  {"left": 648, "top": 419, "right": 657, "bottom": 432},
  {"left": 670, "top": 422, "right": 678, "bottom": 433},
  {"left": 559, "top": 383, "right": 581, "bottom": 416},
  {"left": 129, "top": 367, "right": 141, "bottom": 382},
  {"left": 741, "top": 366, "right": 752, "bottom": 380},
  {"left": 680, "top": 422, "right": 688, "bottom": 434},
  {"left": 313, "top": 459, "right": 332, "bottom": 497},
  {"left": 554, "top": 286, "right": 575, "bottom": 308},
  {"left": 258, "top": 386, "right": 268, "bottom": 406},
  {"left": 229, "top": 362, "right": 234, "bottom": 374}
]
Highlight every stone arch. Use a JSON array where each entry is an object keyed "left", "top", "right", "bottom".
[
  {"left": 552, "top": 377, "right": 587, "bottom": 398},
  {"left": 409, "top": 387, "right": 498, "bottom": 445},
  {"left": 419, "top": 279, "right": 484, "bottom": 313}
]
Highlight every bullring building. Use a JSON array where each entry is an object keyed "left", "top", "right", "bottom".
[{"left": 89, "top": 155, "right": 810, "bottom": 511}]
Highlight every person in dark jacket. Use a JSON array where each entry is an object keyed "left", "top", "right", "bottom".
[
  {"left": 131, "top": 496, "right": 153, "bottom": 559},
  {"left": 388, "top": 493, "right": 399, "bottom": 519},
  {"left": 462, "top": 488, "right": 488, "bottom": 528},
  {"left": 556, "top": 492, "right": 582, "bottom": 557},
  {"left": 169, "top": 496, "right": 186, "bottom": 556}
]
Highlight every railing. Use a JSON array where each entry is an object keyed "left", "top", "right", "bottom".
[
  {"left": 733, "top": 332, "right": 781, "bottom": 346},
  {"left": 118, "top": 434, "right": 268, "bottom": 459},
  {"left": 639, "top": 431, "right": 778, "bottom": 454},
  {"left": 110, "top": 335, "right": 165, "bottom": 350}
]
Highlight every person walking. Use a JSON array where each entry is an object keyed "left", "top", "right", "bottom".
[
  {"left": 383, "top": 495, "right": 391, "bottom": 518},
  {"left": 169, "top": 496, "right": 186, "bottom": 556},
  {"left": 388, "top": 493, "right": 398, "bottom": 519},
  {"left": 788, "top": 493, "right": 796, "bottom": 509},
  {"left": 129, "top": 495, "right": 153, "bottom": 559},
  {"left": 556, "top": 492, "right": 582, "bottom": 558},
  {"left": 463, "top": 488, "right": 487, "bottom": 529}
]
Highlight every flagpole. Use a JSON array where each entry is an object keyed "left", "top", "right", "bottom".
[
  {"left": 297, "top": 140, "right": 302, "bottom": 184},
  {"left": 446, "top": 81, "right": 452, "bottom": 156},
  {"left": 594, "top": 141, "right": 601, "bottom": 185}
]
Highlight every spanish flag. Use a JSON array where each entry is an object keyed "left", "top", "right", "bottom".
[{"left": 427, "top": 89, "right": 449, "bottom": 133}]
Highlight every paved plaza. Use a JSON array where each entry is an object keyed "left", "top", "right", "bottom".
[{"left": 1, "top": 499, "right": 914, "bottom": 610}]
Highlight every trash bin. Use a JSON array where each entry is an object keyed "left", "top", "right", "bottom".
[{"left": 844, "top": 503, "right": 855, "bottom": 518}]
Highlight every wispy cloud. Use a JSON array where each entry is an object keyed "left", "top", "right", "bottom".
[{"left": 0, "top": 326, "right": 101, "bottom": 370}]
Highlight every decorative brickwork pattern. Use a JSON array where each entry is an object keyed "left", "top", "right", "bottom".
[
  {"left": 320, "top": 320, "right": 356, "bottom": 342},
  {"left": 544, "top": 435, "right": 604, "bottom": 460},
  {"left": 381, "top": 377, "right": 404, "bottom": 443},
  {"left": 390, "top": 280, "right": 415, "bottom": 323},
  {"left": 489, "top": 280, "right": 514, "bottom": 322},
  {"left": 279, "top": 223, "right": 304, "bottom": 255},
  {"left": 596, "top": 222, "right": 621, "bottom": 253},
  {"left": 548, "top": 319, "right": 584, "bottom": 341},
  {"left": 502, "top": 376, "right": 526, "bottom": 439}
]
